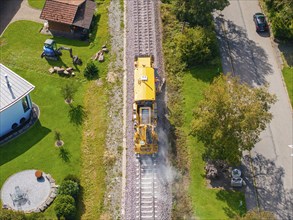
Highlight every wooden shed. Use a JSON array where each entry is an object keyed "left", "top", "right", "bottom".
[{"left": 40, "top": 0, "right": 96, "bottom": 40}]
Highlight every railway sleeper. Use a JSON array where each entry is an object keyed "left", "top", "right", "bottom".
[
  {"left": 141, "top": 210, "right": 154, "bottom": 214},
  {"left": 141, "top": 215, "right": 154, "bottom": 219},
  {"left": 141, "top": 205, "right": 154, "bottom": 209}
]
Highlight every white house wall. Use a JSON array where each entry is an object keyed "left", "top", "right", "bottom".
[{"left": 0, "top": 95, "right": 32, "bottom": 137}]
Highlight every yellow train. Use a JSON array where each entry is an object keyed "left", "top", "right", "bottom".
[{"left": 133, "top": 56, "right": 160, "bottom": 156}]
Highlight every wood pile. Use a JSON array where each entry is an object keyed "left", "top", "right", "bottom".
[{"left": 48, "top": 67, "right": 75, "bottom": 76}]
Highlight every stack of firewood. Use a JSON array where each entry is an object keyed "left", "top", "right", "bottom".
[
  {"left": 48, "top": 67, "right": 75, "bottom": 76},
  {"left": 92, "top": 45, "right": 108, "bottom": 62}
]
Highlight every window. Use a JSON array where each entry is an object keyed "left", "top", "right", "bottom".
[{"left": 22, "top": 96, "right": 30, "bottom": 112}]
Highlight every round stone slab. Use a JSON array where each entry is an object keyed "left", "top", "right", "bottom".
[{"left": 1, "top": 170, "right": 51, "bottom": 212}]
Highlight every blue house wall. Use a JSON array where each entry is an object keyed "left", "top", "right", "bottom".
[{"left": 0, "top": 94, "right": 33, "bottom": 137}]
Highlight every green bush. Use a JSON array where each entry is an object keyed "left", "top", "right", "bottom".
[
  {"left": 0, "top": 209, "right": 26, "bottom": 220},
  {"left": 64, "top": 174, "right": 80, "bottom": 185},
  {"left": 174, "top": 27, "right": 217, "bottom": 66},
  {"left": 83, "top": 61, "right": 99, "bottom": 79},
  {"left": 0, "top": 210, "right": 44, "bottom": 220},
  {"left": 58, "top": 180, "right": 80, "bottom": 199},
  {"left": 54, "top": 195, "right": 76, "bottom": 220},
  {"left": 263, "top": 0, "right": 293, "bottom": 40}
]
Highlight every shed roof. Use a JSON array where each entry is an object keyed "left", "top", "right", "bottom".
[
  {"left": 0, "top": 64, "right": 35, "bottom": 112},
  {"left": 40, "top": 0, "right": 84, "bottom": 24},
  {"left": 73, "top": 0, "right": 96, "bottom": 29},
  {"left": 54, "top": 0, "right": 84, "bottom": 5}
]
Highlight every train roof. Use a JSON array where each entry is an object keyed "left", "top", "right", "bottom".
[
  {"left": 136, "top": 57, "right": 152, "bottom": 68},
  {"left": 134, "top": 67, "right": 155, "bottom": 101}
]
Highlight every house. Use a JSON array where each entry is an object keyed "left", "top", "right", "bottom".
[
  {"left": 0, "top": 64, "right": 35, "bottom": 138},
  {"left": 40, "top": 0, "right": 96, "bottom": 40}
]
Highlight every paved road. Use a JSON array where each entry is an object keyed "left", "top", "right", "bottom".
[
  {"left": 0, "top": 0, "right": 42, "bottom": 36},
  {"left": 215, "top": 0, "right": 293, "bottom": 219}
]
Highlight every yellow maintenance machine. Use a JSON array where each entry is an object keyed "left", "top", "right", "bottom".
[{"left": 133, "top": 56, "right": 160, "bottom": 156}]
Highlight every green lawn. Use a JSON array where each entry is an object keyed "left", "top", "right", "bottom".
[
  {"left": 182, "top": 66, "right": 246, "bottom": 219},
  {"left": 282, "top": 67, "right": 293, "bottom": 107},
  {"left": 28, "top": 0, "right": 45, "bottom": 9},
  {"left": 0, "top": 1, "right": 110, "bottom": 217}
]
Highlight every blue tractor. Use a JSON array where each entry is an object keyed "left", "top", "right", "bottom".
[{"left": 41, "top": 39, "right": 82, "bottom": 65}]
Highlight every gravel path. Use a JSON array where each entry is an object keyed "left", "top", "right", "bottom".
[{"left": 104, "top": 0, "right": 124, "bottom": 218}]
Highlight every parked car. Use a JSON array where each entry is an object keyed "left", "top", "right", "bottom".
[{"left": 253, "top": 13, "right": 269, "bottom": 32}]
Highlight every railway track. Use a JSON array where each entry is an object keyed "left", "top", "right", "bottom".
[
  {"left": 133, "top": 0, "right": 154, "bottom": 55},
  {"left": 135, "top": 157, "right": 158, "bottom": 219}
]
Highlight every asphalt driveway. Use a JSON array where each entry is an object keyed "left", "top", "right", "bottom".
[
  {"left": 215, "top": 0, "right": 293, "bottom": 219},
  {"left": 0, "top": 0, "right": 42, "bottom": 36}
]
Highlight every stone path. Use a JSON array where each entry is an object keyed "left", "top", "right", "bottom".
[
  {"left": 1, "top": 170, "right": 58, "bottom": 213},
  {"left": 0, "top": 0, "right": 43, "bottom": 36}
]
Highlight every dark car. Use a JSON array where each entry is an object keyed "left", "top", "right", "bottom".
[{"left": 253, "top": 13, "right": 269, "bottom": 32}]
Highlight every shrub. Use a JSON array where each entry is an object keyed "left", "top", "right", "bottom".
[
  {"left": 58, "top": 180, "right": 79, "bottom": 199},
  {"left": 64, "top": 174, "right": 80, "bottom": 185},
  {"left": 84, "top": 61, "right": 98, "bottom": 79},
  {"left": 60, "top": 83, "right": 78, "bottom": 103},
  {"left": 0, "top": 209, "right": 26, "bottom": 220},
  {"left": 174, "top": 26, "right": 217, "bottom": 66},
  {"left": 54, "top": 195, "right": 76, "bottom": 220}
]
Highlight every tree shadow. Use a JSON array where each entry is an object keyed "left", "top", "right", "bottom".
[
  {"left": 188, "top": 65, "right": 220, "bottom": 83},
  {"left": 58, "top": 147, "right": 71, "bottom": 163},
  {"left": 278, "top": 41, "right": 293, "bottom": 66},
  {"left": 75, "top": 185, "right": 86, "bottom": 220},
  {"left": 243, "top": 154, "right": 293, "bottom": 219},
  {"left": 0, "top": 120, "right": 51, "bottom": 166},
  {"left": 214, "top": 16, "right": 273, "bottom": 86},
  {"left": 68, "top": 104, "right": 87, "bottom": 126},
  {"left": 216, "top": 190, "right": 246, "bottom": 218}
]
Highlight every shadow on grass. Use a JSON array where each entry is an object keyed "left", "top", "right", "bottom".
[
  {"left": 278, "top": 40, "right": 293, "bottom": 66},
  {"left": 189, "top": 65, "right": 220, "bottom": 84},
  {"left": 51, "top": 36, "right": 90, "bottom": 47},
  {"left": 75, "top": 185, "right": 86, "bottom": 220},
  {"left": 58, "top": 147, "right": 71, "bottom": 163},
  {"left": 89, "top": 14, "right": 101, "bottom": 44},
  {"left": 216, "top": 190, "right": 246, "bottom": 218},
  {"left": 68, "top": 104, "right": 87, "bottom": 126},
  {"left": 0, "top": 120, "right": 51, "bottom": 166},
  {"left": 45, "top": 57, "right": 68, "bottom": 68}
]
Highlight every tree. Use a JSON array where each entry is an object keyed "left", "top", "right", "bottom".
[
  {"left": 60, "top": 83, "right": 78, "bottom": 104},
  {"left": 191, "top": 74, "right": 277, "bottom": 165},
  {"left": 84, "top": 61, "right": 98, "bottom": 80},
  {"left": 174, "top": 26, "right": 217, "bottom": 66},
  {"left": 174, "top": 0, "right": 229, "bottom": 27},
  {"left": 264, "top": 0, "right": 293, "bottom": 40},
  {"left": 54, "top": 195, "right": 76, "bottom": 220}
]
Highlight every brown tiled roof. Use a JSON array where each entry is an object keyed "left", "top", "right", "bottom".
[
  {"left": 54, "top": 0, "right": 85, "bottom": 6},
  {"left": 73, "top": 0, "right": 96, "bottom": 29},
  {"left": 40, "top": 0, "right": 85, "bottom": 24}
]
